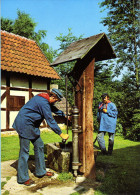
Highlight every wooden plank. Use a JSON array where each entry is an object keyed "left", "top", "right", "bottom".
[
  {"left": 84, "top": 58, "right": 95, "bottom": 178},
  {"left": 1, "top": 91, "right": 6, "bottom": 103},
  {"left": 1, "top": 108, "right": 6, "bottom": 111},
  {"left": 75, "top": 73, "right": 86, "bottom": 173},
  {"left": 8, "top": 96, "right": 25, "bottom": 111},
  {"left": 1, "top": 86, "right": 7, "bottom": 90},
  {"left": 75, "top": 58, "right": 95, "bottom": 179},
  {"left": 1, "top": 86, "right": 49, "bottom": 92},
  {"left": 29, "top": 78, "right": 32, "bottom": 99},
  {"left": 1, "top": 128, "right": 15, "bottom": 132},
  {"left": 6, "top": 73, "right": 10, "bottom": 130}
]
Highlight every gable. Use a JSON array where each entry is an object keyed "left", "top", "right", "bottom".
[
  {"left": 1, "top": 30, "right": 60, "bottom": 79},
  {"left": 51, "top": 33, "right": 116, "bottom": 66}
]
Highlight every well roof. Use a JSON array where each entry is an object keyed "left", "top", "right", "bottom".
[{"left": 51, "top": 33, "right": 116, "bottom": 66}]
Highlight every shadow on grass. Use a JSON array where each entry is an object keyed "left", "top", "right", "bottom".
[
  {"left": 10, "top": 156, "right": 48, "bottom": 175},
  {"left": 73, "top": 144, "right": 140, "bottom": 195}
]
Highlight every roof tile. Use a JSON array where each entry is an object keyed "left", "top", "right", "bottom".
[{"left": 1, "top": 30, "right": 60, "bottom": 79}]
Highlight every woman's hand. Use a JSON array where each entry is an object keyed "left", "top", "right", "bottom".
[{"left": 103, "top": 109, "right": 107, "bottom": 113}]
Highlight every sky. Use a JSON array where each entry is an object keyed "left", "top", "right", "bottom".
[{"left": 1, "top": 0, "right": 108, "bottom": 50}]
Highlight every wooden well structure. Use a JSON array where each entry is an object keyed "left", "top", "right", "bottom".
[{"left": 51, "top": 33, "right": 116, "bottom": 178}]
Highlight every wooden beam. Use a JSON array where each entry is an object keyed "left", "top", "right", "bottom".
[
  {"left": 47, "top": 79, "right": 51, "bottom": 90},
  {"left": 1, "top": 86, "right": 49, "bottom": 92},
  {"left": 6, "top": 73, "right": 10, "bottom": 130},
  {"left": 1, "top": 128, "right": 15, "bottom": 132},
  {"left": 1, "top": 91, "right": 6, "bottom": 103},
  {"left": 1, "top": 108, "right": 6, "bottom": 111},
  {"left": 75, "top": 58, "right": 96, "bottom": 179},
  {"left": 29, "top": 78, "right": 32, "bottom": 99}
]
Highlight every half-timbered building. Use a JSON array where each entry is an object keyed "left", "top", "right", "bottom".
[{"left": 1, "top": 30, "right": 61, "bottom": 131}]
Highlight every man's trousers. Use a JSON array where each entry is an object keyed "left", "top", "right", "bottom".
[
  {"left": 97, "top": 131, "right": 115, "bottom": 154},
  {"left": 17, "top": 136, "right": 46, "bottom": 183}
]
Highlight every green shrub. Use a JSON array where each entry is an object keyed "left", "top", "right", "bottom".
[
  {"left": 115, "top": 122, "right": 123, "bottom": 136},
  {"left": 57, "top": 172, "right": 74, "bottom": 181},
  {"left": 2, "top": 190, "right": 9, "bottom": 195},
  {"left": 1, "top": 181, "right": 7, "bottom": 189}
]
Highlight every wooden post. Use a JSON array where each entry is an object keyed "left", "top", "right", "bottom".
[
  {"left": 6, "top": 73, "right": 10, "bottom": 130},
  {"left": 29, "top": 78, "right": 32, "bottom": 99},
  {"left": 75, "top": 58, "right": 95, "bottom": 179}
]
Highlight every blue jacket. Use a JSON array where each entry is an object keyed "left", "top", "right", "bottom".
[
  {"left": 97, "top": 102, "right": 118, "bottom": 133},
  {"left": 12, "top": 95, "right": 65, "bottom": 139}
]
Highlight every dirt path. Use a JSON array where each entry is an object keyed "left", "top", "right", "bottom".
[{"left": 1, "top": 160, "right": 96, "bottom": 195}]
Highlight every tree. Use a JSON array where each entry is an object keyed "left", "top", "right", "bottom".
[
  {"left": 1, "top": 17, "right": 14, "bottom": 32},
  {"left": 99, "top": 0, "right": 140, "bottom": 140},
  {"left": 99, "top": 0, "right": 139, "bottom": 90},
  {"left": 1, "top": 10, "right": 54, "bottom": 62},
  {"left": 13, "top": 10, "right": 37, "bottom": 39},
  {"left": 118, "top": 74, "right": 140, "bottom": 140}
]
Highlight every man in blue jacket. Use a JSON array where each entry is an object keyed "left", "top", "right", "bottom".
[
  {"left": 97, "top": 93, "right": 118, "bottom": 155},
  {"left": 13, "top": 88, "right": 69, "bottom": 185}
]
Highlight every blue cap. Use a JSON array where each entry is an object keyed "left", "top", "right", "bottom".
[{"left": 51, "top": 88, "right": 63, "bottom": 100}]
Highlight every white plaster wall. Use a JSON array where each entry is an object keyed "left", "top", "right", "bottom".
[
  {"left": 32, "top": 92, "right": 40, "bottom": 96},
  {"left": 32, "top": 78, "right": 47, "bottom": 90},
  {"left": 50, "top": 84, "right": 58, "bottom": 90},
  {"left": 10, "top": 74, "right": 28, "bottom": 88},
  {"left": 1, "top": 72, "right": 50, "bottom": 130},
  {"left": 1, "top": 90, "right": 6, "bottom": 108},
  {"left": 1, "top": 73, "right": 6, "bottom": 86},
  {"left": 10, "top": 111, "right": 19, "bottom": 129},
  {"left": 1, "top": 111, "right": 6, "bottom": 129}
]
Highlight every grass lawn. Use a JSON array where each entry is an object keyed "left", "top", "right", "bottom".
[
  {"left": 1, "top": 129, "right": 72, "bottom": 161},
  {"left": 94, "top": 135, "right": 140, "bottom": 195},
  {"left": 1, "top": 130, "right": 140, "bottom": 194}
]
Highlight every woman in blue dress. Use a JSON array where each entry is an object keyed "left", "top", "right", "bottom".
[{"left": 97, "top": 93, "right": 118, "bottom": 155}]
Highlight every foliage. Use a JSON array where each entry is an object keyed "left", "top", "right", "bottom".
[
  {"left": 70, "top": 193, "right": 80, "bottom": 195},
  {"left": 13, "top": 10, "right": 37, "bottom": 38},
  {"left": 1, "top": 17, "right": 13, "bottom": 32},
  {"left": 99, "top": 0, "right": 139, "bottom": 89},
  {"left": 57, "top": 172, "right": 74, "bottom": 181},
  {"left": 115, "top": 122, "right": 123, "bottom": 136},
  {"left": 117, "top": 74, "right": 140, "bottom": 140},
  {"left": 126, "top": 108, "right": 140, "bottom": 141},
  {"left": 1, "top": 10, "right": 54, "bottom": 62},
  {"left": 2, "top": 190, "right": 10, "bottom": 195},
  {"left": 1, "top": 182, "right": 7, "bottom": 189}
]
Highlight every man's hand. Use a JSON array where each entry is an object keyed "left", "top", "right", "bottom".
[
  {"left": 60, "top": 133, "right": 69, "bottom": 140},
  {"left": 103, "top": 109, "right": 107, "bottom": 113},
  {"left": 68, "top": 116, "right": 72, "bottom": 122}
]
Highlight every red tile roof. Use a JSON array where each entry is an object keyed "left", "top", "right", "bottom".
[{"left": 1, "top": 30, "right": 60, "bottom": 79}]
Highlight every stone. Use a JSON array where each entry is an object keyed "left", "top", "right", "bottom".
[
  {"left": 75, "top": 176, "right": 86, "bottom": 183},
  {"left": 45, "top": 143, "right": 70, "bottom": 172}
]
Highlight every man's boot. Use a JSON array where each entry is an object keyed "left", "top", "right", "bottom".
[
  {"left": 108, "top": 139, "right": 114, "bottom": 155},
  {"left": 101, "top": 149, "right": 108, "bottom": 155}
]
